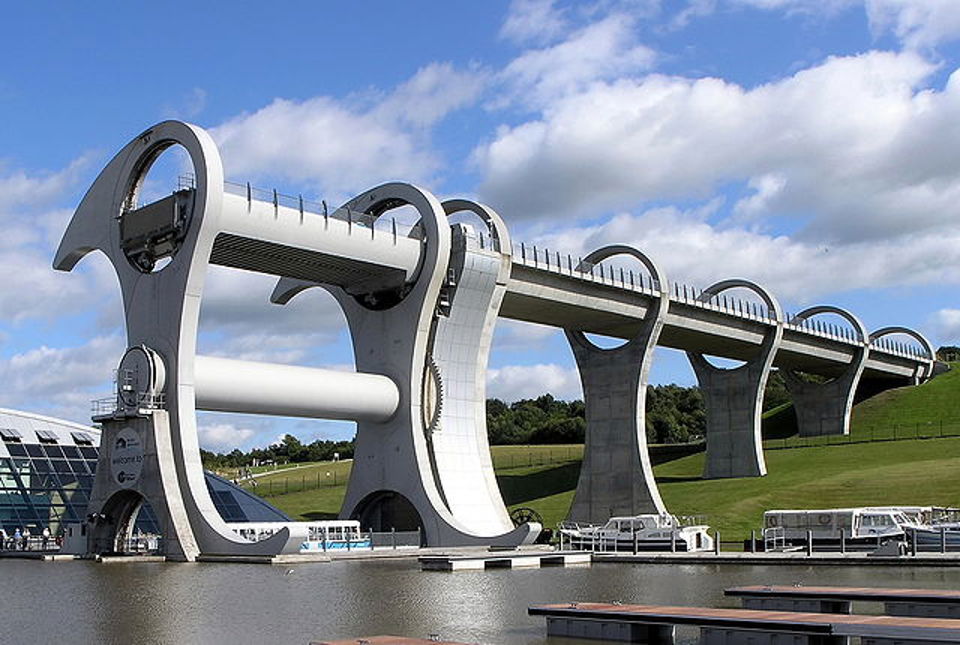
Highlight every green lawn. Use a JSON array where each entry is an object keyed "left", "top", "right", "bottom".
[
  {"left": 245, "top": 437, "right": 960, "bottom": 543},
  {"left": 238, "top": 365, "right": 960, "bottom": 544}
]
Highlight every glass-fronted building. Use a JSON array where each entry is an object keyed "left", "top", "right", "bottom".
[{"left": 0, "top": 407, "right": 288, "bottom": 539}]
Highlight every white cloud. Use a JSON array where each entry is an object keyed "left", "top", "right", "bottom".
[
  {"left": 211, "top": 62, "right": 485, "bottom": 198},
  {"left": 500, "top": 0, "right": 569, "bottom": 45},
  {"left": 0, "top": 335, "right": 123, "bottom": 424},
  {"left": 476, "top": 50, "right": 960, "bottom": 249},
  {"left": 492, "top": 319, "right": 560, "bottom": 353},
  {"left": 198, "top": 266, "right": 350, "bottom": 364},
  {"left": 867, "top": 0, "right": 960, "bottom": 50},
  {"left": 726, "top": 0, "right": 960, "bottom": 49},
  {"left": 198, "top": 421, "right": 257, "bottom": 453},
  {"left": 930, "top": 309, "right": 960, "bottom": 345},
  {"left": 487, "top": 363, "right": 582, "bottom": 401},
  {"left": 528, "top": 204, "right": 960, "bottom": 304},
  {"left": 499, "top": 14, "right": 657, "bottom": 108}
]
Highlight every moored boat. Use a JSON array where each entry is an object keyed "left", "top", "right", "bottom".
[{"left": 558, "top": 513, "right": 714, "bottom": 552}]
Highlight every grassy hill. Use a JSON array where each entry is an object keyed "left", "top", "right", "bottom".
[{"left": 241, "top": 364, "right": 959, "bottom": 543}]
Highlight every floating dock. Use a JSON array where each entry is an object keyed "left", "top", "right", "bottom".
[
  {"left": 529, "top": 601, "right": 960, "bottom": 644},
  {"left": 726, "top": 585, "right": 960, "bottom": 618},
  {"left": 592, "top": 550, "right": 960, "bottom": 566},
  {"left": 310, "top": 636, "right": 469, "bottom": 644},
  {"left": 420, "top": 549, "right": 590, "bottom": 571}
]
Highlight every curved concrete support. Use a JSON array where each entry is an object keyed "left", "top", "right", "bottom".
[
  {"left": 564, "top": 245, "right": 668, "bottom": 523},
  {"left": 271, "top": 194, "right": 538, "bottom": 547},
  {"left": 783, "top": 306, "right": 869, "bottom": 437},
  {"left": 54, "top": 121, "right": 306, "bottom": 560},
  {"left": 687, "top": 279, "right": 783, "bottom": 479},
  {"left": 870, "top": 327, "right": 936, "bottom": 383}
]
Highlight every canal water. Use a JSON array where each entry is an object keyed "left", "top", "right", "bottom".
[{"left": 1, "top": 559, "right": 956, "bottom": 644}]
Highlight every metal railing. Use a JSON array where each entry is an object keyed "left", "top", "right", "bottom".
[
  {"left": 161, "top": 176, "right": 931, "bottom": 364},
  {"left": 90, "top": 393, "right": 166, "bottom": 416},
  {"left": 509, "top": 239, "right": 929, "bottom": 361}
]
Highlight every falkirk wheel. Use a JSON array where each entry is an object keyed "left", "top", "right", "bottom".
[{"left": 54, "top": 120, "right": 539, "bottom": 560}]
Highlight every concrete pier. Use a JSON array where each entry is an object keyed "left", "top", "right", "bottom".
[
  {"left": 566, "top": 246, "right": 668, "bottom": 523},
  {"left": 688, "top": 280, "right": 783, "bottom": 479}
]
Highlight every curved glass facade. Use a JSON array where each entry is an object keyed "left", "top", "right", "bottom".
[{"left": 0, "top": 408, "right": 288, "bottom": 538}]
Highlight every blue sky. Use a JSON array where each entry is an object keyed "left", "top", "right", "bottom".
[{"left": 2, "top": 0, "right": 959, "bottom": 451}]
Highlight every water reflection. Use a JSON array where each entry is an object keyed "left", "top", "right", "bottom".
[{"left": 0, "top": 559, "right": 956, "bottom": 644}]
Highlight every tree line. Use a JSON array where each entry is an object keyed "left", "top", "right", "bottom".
[{"left": 201, "top": 373, "right": 793, "bottom": 468}]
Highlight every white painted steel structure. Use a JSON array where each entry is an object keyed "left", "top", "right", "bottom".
[{"left": 52, "top": 121, "right": 938, "bottom": 559}]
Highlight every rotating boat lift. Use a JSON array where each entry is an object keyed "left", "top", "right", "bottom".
[
  {"left": 54, "top": 121, "right": 536, "bottom": 559},
  {"left": 53, "top": 120, "right": 938, "bottom": 559}
]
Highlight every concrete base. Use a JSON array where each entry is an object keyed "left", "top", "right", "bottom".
[
  {"left": 783, "top": 366, "right": 864, "bottom": 438},
  {"left": 742, "top": 598, "right": 852, "bottom": 614},
  {"left": 546, "top": 617, "right": 675, "bottom": 643},
  {"left": 689, "top": 354, "right": 771, "bottom": 479},
  {"left": 700, "top": 628, "right": 846, "bottom": 645},
  {"left": 885, "top": 602, "right": 960, "bottom": 619}
]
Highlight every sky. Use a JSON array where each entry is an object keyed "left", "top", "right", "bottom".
[{"left": 1, "top": 0, "right": 959, "bottom": 451}]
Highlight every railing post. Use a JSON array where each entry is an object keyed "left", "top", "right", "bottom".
[
  {"left": 298, "top": 194, "right": 304, "bottom": 223},
  {"left": 911, "top": 528, "right": 917, "bottom": 556},
  {"left": 634, "top": 531, "right": 638, "bottom": 555},
  {"left": 750, "top": 530, "right": 756, "bottom": 554},
  {"left": 840, "top": 528, "right": 846, "bottom": 554},
  {"left": 714, "top": 531, "right": 720, "bottom": 555},
  {"left": 245, "top": 182, "right": 251, "bottom": 208},
  {"left": 392, "top": 527, "right": 396, "bottom": 550},
  {"left": 671, "top": 529, "right": 676, "bottom": 553},
  {"left": 942, "top": 526, "right": 947, "bottom": 554},
  {"left": 806, "top": 530, "right": 813, "bottom": 557}
]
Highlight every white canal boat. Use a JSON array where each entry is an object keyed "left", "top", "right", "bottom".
[
  {"left": 558, "top": 513, "right": 715, "bottom": 552},
  {"left": 762, "top": 507, "right": 923, "bottom": 549}
]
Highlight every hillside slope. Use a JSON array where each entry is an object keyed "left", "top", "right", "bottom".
[{"left": 246, "top": 366, "right": 958, "bottom": 543}]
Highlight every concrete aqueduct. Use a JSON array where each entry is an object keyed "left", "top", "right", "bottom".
[{"left": 54, "top": 121, "right": 937, "bottom": 560}]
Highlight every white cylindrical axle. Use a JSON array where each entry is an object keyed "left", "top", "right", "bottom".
[{"left": 194, "top": 355, "right": 399, "bottom": 423}]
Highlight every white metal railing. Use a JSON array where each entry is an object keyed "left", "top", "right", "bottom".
[
  {"left": 90, "top": 393, "right": 166, "bottom": 416},
  {"left": 509, "top": 239, "right": 928, "bottom": 361},
  {"left": 167, "top": 177, "right": 930, "bottom": 364}
]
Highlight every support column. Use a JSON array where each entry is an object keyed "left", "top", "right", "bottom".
[
  {"left": 686, "top": 280, "right": 783, "bottom": 480},
  {"left": 54, "top": 121, "right": 306, "bottom": 560},
  {"left": 782, "top": 306, "right": 869, "bottom": 437},
  {"left": 565, "top": 246, "right": 668, "bottom": 524},
  {"left": 273, "top": 195, "right": 538, "bottom": 547}
]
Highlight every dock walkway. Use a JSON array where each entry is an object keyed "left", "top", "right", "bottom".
[
  {"left": 530, "top": 602, "right": 960, "bottom": 644},
  {"left": 311, "top": 636, "right": 469, "bottom": 645},
  {"left": 420, "top": 550, "right": 590, "bottom": 571},
  {"left": 592, "top": 551, "right": 960, "bottom": 566},
  {"left": 726, "top": 585, "right": 960, "bottom": 618}
]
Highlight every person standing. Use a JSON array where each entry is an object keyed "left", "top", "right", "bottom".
[
  {"left": 13, "top": 528, "right": 22, "bottom": 551},
  {"left": 42, "top": 526, "right": 51, "bottom": 550}
]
